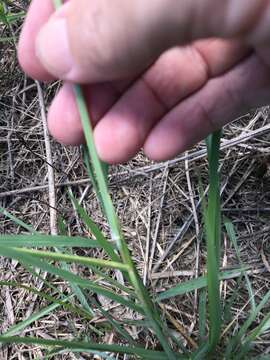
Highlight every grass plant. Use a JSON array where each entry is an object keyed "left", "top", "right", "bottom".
[{"left": 0, "top": 0, "right": 269, "bottom": 358}]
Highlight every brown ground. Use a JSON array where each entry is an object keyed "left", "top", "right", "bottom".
[{"left": 0, "top": 1, "right": 270, "bottom": 359}]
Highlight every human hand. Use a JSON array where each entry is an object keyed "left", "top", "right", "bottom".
[{"left": 18, "top": 0, "right": 270, "bottom": 163}]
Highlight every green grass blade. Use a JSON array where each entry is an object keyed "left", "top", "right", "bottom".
[
  {"left": 0, "top": 208, "right": 97, "bottom": 317},
  {"left": 73, "top": 85, "right": 120, "bottom": 247},
  {"left": 101, "top": 159, "right": 109, "bottom": 183},
  {"left": 73, "top": 66, "right": 177, "bottom": 360},
  {"left": 0, "top": 336, "right": 186, "bottom": 359},
  {"left": 54, "top": 213, "right": 96, "bottom": 316},
  {"left": 238, "top": 312, "right": 270, "bottom": 358},
  {"left": 5, "top": 11, "right": 25, "bottom": 23},
  {"left": 128, "top": 270, "right": 179, "bottom": 359},
  {"left": 56, "top": 251, "right": 95, "bottom": 317},
  {"left": 52, "top": 2, "right": 177, "bottom": 356},
  {"left": 192, "top": 343, "right": 209, "bottom": 360},
  {"left": 0, "top": 206, "right": 35, "bottom": 233},
  {"left": 156, "top": 268, "right": 247, "bottom": 301},
  {"left": 0, "top": 36, "right": 14, "bottom": 42},
  {"left": 204, "top": 131, "right": 222, "bottom": 352},
  {"left": 57, "top": 215, "right": 67, "bottom": 235},
  {"left": 83, "top": 145, "right": 100, "bottom": 193},
  {"left": 0, "top": 247, "right": 129, "bottom": 271},
  {"left": 224, "top": 218, "right": 255, "bottom": 312},
  {"left": 0, "top": 203, "right": 135, "bottom": 320},
  {"left": 198, "top": 288, "right": 207, "bottom": 343},
  {"left": 83, "top": 145, "right": 109, "bottom": 208},
  {"left": 69, "top": 192, "right": 119, "bottom": 261},
  {"left": 91, "top": 298, "right": 137, "bottom": 345},
  {"left": 25, "top": 265, "right": 66, "bottom": 297},
  {"left": 1, "top": 302, "right": 61, "bottom": 338},
  {"left": 44, "top": 349, "right": 117, "bottom": 360},
  {"left": 0, "top": 234, "right": 100, "bottom": 248},
  {"left": 0, "top": 246, "right": 130, "bottom": 320},
  {"left": 91, "top": 267, "right": 135, "bottom": 296},
  {"left": 0, "top": 247, "right": 144, "bottom": 314},
  {"left": 258, "top": 315, "right": 270, "bottom": 334},
  {"left": 223, "top": 275, "right": 243, "bottom": 324},
  {"left": 226, "top": 288, "right": 270, "bottom": 354},
  {"left": 0, "top": 3, "right": 8, "bottom": 24},
  {"left": 0, "top": 280, "right": 102, "bottom": 335}
]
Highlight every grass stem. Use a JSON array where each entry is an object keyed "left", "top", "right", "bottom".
[{"left": 205, "top": 131, "right": 222, "bottom": 353}]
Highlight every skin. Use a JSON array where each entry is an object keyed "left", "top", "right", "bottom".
[{"left": 18, "top": 0, "right": 270, "bottom": 163}]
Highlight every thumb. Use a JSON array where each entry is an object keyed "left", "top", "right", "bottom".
[{"left": 36, "top": 0, "right": 268, "bottom": 83}]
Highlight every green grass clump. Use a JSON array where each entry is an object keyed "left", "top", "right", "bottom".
[
  {"left": 0, "top": 0, "right": 269, "bottom": 359},
  {"left": 0, "top": 0, "right": 25, "bottom": 43}
]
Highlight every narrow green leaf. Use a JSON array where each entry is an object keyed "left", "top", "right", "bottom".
[
  {"left": 0, "top": 208, "right": 97, "bottom": 318},
  {"left": 0, "top": 3, "right": 7, "bottom": 25},
  {"left": 82, "top": 146, "right": 108, "bottom": 210},
  {"left": 238, "top": 312, "right": 270, "bottom": 358},
  {"left": 223, "top": 275, "right": 243, "bottom": 323},
  {"left": 205, "top": 131, "right": 222, "bottom": 352},
  {"left": 91, "top": 298, "right": 137, "bottom": 345},
  {"left": 5, "top": 11, "right": 25, "bottom": 23},
  {"left": 52, "top": 2, "right": 178, "bottom": 356},
  {"left": 224, "top": 218, "right": 255, "bottom": 312},
  {"left": 198, "top": 288, "right": 207, "bottom": 342},
  {"left": 258, "top": 315, "right": 270, "bottom": 334},
  {"left": 73, "top": 79, "right": 177, "bottom": 359},
  {"left": 101, "top": 160, "right": 109, "bottom": 184},
  {"left": 0, "top": 247, "right": 143, "bottom": 314},
  {"left": 0, "top": 36, "right": 14, "bottom": 42},
  {"left": 1, "top": 302, "right": 61, "bottom": 338},
  {"left": 56, "top": 250, "right": 95, "bottom": 317},
  {"left": 0, "top": 280, "right": 102, "bottom": 336},
  {"left": 0, "top": 336, "right": 186, "bottom": 359},
  {"left": 192, "top": 343, "right": 209, "bottom": 360},
  {"left": 54, "top": 211, "right": 95, "bottom": 316},
  {"left": 0, "top": 206, "right": 35, "bottom": 233},
  {"left": 57, "top": 215, "right": 67, "bottom": 235},
  {"left": 156, "top": 268, "right": 246, "bottom": 301},
  {"left": 0, "top": 235, "right": 100, "bottom": 248},
  {"left": 43, "top": 348, "right": 117, "bottom": 360},
  {"left": 226, "top": 288, "right": 270, "bottom": 355},
  {"left": 91, "top": 267, "right": 135, "bottom": 296},
  {"left": 0, "top": 247, "right": 129, "bottom": 271},
  {"left": 128, "top": 269, "right": 178, "bottom": 359},
  {"left": 69, "top": 192, "right": 120, "bottom": 262}
]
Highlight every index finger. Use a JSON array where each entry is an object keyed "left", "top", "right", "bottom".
[{"left": 18, "top": 0, "right": 56, "bottom": 80}]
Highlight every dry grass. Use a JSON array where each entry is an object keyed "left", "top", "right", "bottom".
[{"left": 0, "top": 1, "right": 270, "bottom": 358}]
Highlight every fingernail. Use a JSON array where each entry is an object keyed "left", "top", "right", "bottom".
[{"left": 36, "top": 16, "right": 73, "bottom": 78}]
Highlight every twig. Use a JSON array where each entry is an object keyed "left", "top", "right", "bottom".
[
  {"left": 223, "top": 158, "right": 256, "bottom": 206},
  {"left": 162, "top": 236, "right": 195, "bottom": 274},
  {"left": 151, "top": 270, "right": 195, "bottom": 279},
  {"left": 143, "top": 175, "right": 153, "bottom": 285},
  {"left": 148, "top": 165, "right": 169, "bottom": 274},
  {"left": 261, "top": 239, "right": 270, "bottom": 273},
  {"left": 125, "top": 122, "right": 270, "bottom": 176},
  {"left": 152, "top": 213, "right": 194, "bottom": 273},
  {"left": 0, "top": 179, "right": 89, "bottom": 198},
  {"left": 185, "top": 153, "right": 199, "bottom": 236},
  {"left": 2, "top": 121, "right": 270, "bottom": 200},
  {"left": 159, "top": 303, "right": 198, "bottom": 349},
  {"left": 36, "top": 81, "right": 57, "bottom": 236}
]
